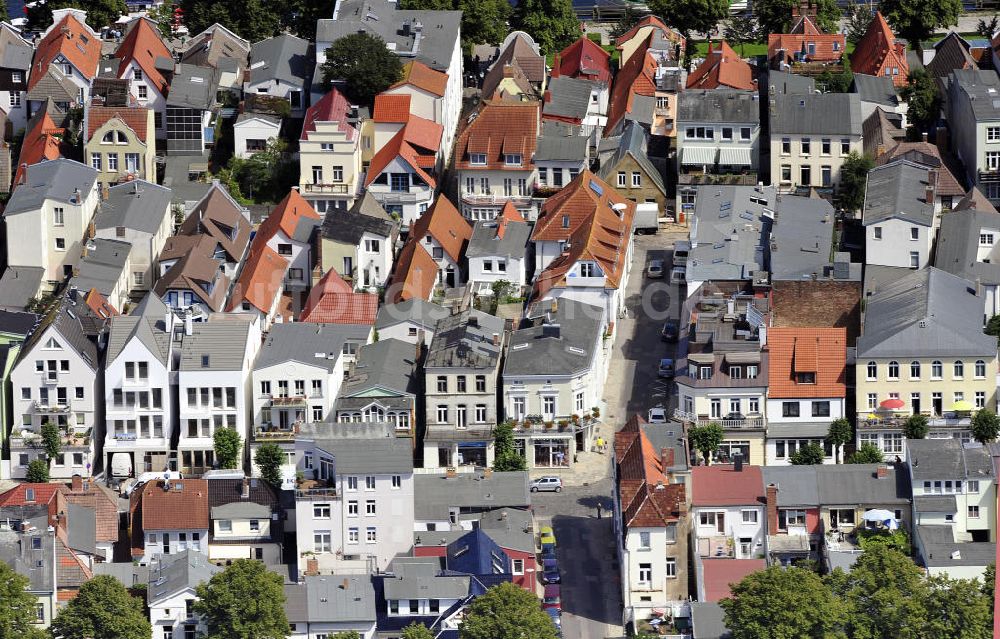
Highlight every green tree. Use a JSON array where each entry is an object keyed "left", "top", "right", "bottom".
[
  {"left": 752, "top": 0, "right": 841, "bottom": 35},
  {"left": 841, "top": 546, "right": 928, "bottom": 639},
  {"left": 222, "top": 138, "right": 296, "bottom": 204},
  {"left": 194, "top": 559, "right": 288, "bottom": 639},
  {"left": 649, "top": 0, "right": 729, "bottom": 37},
  {"left": 511, "top": 0, "right": 580, "bottom": 55},
  {"left": 846, "top": 442, "right": 884, "bottom": 464},
  {"left": 178, "top": 0, "right": 281, "bottom": 43},
  {"left": 254, "top": 444, "right": 284, "bottom": 487},
  {"left": 25, "top": 459, "right": 49, "bottom": 483},
  {"left": 331, "top": 633, "right": 361, "bottom": 639},
  {"left": 493, "top": 420, "right": 527, "bottom": 472},
  {"left": 903, "top": 414, "right": 929, "bottom": 439},
  {"left": 923, "top": 574, "right": 992, "bottom": 639},
  {"left": 688, "top": 423, "right": 725, "bottom": 465},
  {"left": 971, "top": 409, "right": 1000, "bottom": 444},
  {"left": 27, "top": 0, "right": 125, "bottom": 31},
  {"left": 978, "top": 15, "right": 1000, "bottom": 41},
  {"left": 0, "top": 562, "right": 47, "bottom": 638},
  {"left": 720, "top": 565, "right": 846, "bottom": 639},
  {"left": 826, "top": 418, "right": 852, "bottom": 463},
  {"left": 146, "top": 3, "right": 177, "bottom": 38},
  {"left": 284, "top": 0, "right": 333, "bottom": 40},
  {"left": 986, "top": 314, "right": 1000, "bottom": 341},
  {"left": 856, "top": 527, "right": 911, "bottom": 554},
  {"left": 880, "top": 0, "right": 961, "bottom": 49},
  {"left": 213, "top": 428, "right": 242, "bottom": 470},
  {"left": 845, "top": 0, "right": 874, "bottom": 44},
  {"left": 839, "top": 151, "right": 875, "bottom": 212},
  {"left": 901, "top": 68, "right": 942, "bottom": 134},
  {"left": 50, "top": 575, "right": 151, "bottom": 639},
  {"left": 790, "top": 442, "right": 826, "bottom": 465},
  {"left": 612, "top": 4, "right": 643, "bottom": 38},
  {"left": 321, "top": 33, "right": 404, "bottom": 106},
  {"left": 402, "top": 624, "right": 435, "bottom": 639},
  {"left": 459, "top": 582, "right": 559, "bottom": 639},
  {"left": 724, "top": 15, "right": 759, "bottom": 57},
  {"left": 816, "top": 66, "right": 853, "bottom": 93},
  {"left": 983, "top": 562, "right": 995, "bottom": 603},
  {"left": 40, "top": 421, "right": 61, "bottom": 467},
  {"left": 399, "top": 0, "right": 511, "bottom": 49}
]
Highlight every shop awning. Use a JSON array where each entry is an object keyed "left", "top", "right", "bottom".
[
  {"left": 725, "top": 352, "right": 761, "bottom": 364},
  {"left": 719, "top": 147, "right": 754, "bottom": 166},
  {"left": 687, "top": 352, "right": 716, "bottom": 364},
  {"left": 681, "top": 146, "right": 717, "bottom": 166}
]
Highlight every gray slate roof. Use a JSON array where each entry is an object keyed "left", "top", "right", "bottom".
[
  {"left": 425, "top": 309, "right": 505, "bottom": 370},
  {"left": 542, "top": 75, "right": 594, "bottom": 120},
  {"left": 769, "top": 92, "right": 862, "bottom": 135},
  {"left": 767, "top": 70, "right": 815, "bottom": 95},
  {"left": 73, "top": 238, "right": 131, "bottom": 297},
  {"left": 255, "top": 322, "right": 355, "bottom": 373},
  {"left": 148, "top": 549, "right": 221, "bottom": 604},
  {"left": 414, "top": 471, "right": 530, "bottom": 520},
  {"left": 535, "top": 134, "right": 589, "bottom": 162},
  {"left": 0, "top": 266, "right": 45, "bottom": 311},
  {"left": 321, "top": 206, "right": 397, "bottom": 244},
  {"left": 862, "top": 160, "right": 936, "bottom": 227},
  {"left": 852, "top": 73, "right": 899, "bottom": 107},
  {"left": 0, "top": 513, "right": 53, "bottom": 593},
  {"left": 679, "top": 89, "right": 759, "bottom": 124},
  {"left": 302, "top": 421, "right": 414, "bottom": 474},
  {"left": 687, "top": 185, "right": 772, "bottom": 284},
  {"left": 907, "top": 439, "right": 994, "bottom": 480},
  {"left": 915, "top": 524, "right": 996, "bottom": 567},
  {"left": 762, "top": 463, "right": 910, "bottom": 506},
  {"left": 466, "top": 218, "right": 530, "bottom": 259},
  {"left": 934, "top": 207, "right": 1000, "bottom": 285},
  {"left": 598, "top": 120, "right": 666, "bottom": 195},
  {"left": 301, "top": 574, "right": 376, "bottom": 623},
  {"left": 857, "top": 267, "right": 997, "bottom": 358},
  {"left": 384, "top": 557, "right": 470, "bottom": 599},
  {"left": 65, "top": 503, "right": 97, "bottom": 555},
  {"left": 20, "top": 292, "right": 101, "bottom": 370},
  {"left": 210, "top": 502, "right": 271, "bottom": 519},
  {"left": 913, "top": 495, "right": 958, "bottom": 512},
  {"left": 338, "top": 337, "right": 419, "bottom": 399},
  {"left": 949, "top": 68, "right": 1000, "bottom": 121},
  {"left": 0, "top": 23, "right": 32, "bottom": 71},
  {"left": 177, "top": 320, "right": 252, "bottom": 371},
  {"left": 0, "top": 309, "right": 38, "bottom": 335},
  {"left": 4, "top": 159, "right": 98, "bottom": 216},
  {"left": 690, "top": 602, "right": 731, "bottom": 639},
  {"left": 95, "top": 180, "right": 173, "bottom": 234},
  {"left": 504, "top": 299, "right": 603, "bottom": 377},
  {"left": 248, "top": 34, "right": 311, "bottom": 87},
  {"left": 318, "top": 0, "right": 461, "bottom": 73},
  {"left": 375, "top": 298, "right": 449, "bottom": 331},
  {"left": 106, "top": 294, "right": 172, "bottom": 366},
  {"left": 770, "top": 195, "right": 844, "bottom": 281},
  {"left": 167, "top": 64, "right": 217, "bottom": 110}
]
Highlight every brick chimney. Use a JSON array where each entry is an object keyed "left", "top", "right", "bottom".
[
  {"left": 661, "top": 447, "right": 674, "bottom": 469},
  {"left": 305, "top": 558, "right": 319, "bottom": 575},
  {"left": 925, "top": 169, "right": 937, "bottom": 204},
  {"left": 876, "top": 464, "right": 889, "bottom": 479},
  {"left": 71, "top": 474, "right": 83, "bottom": 492},
  {"left": 766, "top": 483, "right": 779, "bottom": 533},
  {"left": 242, "top": 477, "right": 250, "bottom": 499}
]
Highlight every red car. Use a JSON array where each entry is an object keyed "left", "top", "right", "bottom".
[{"left": 542, "top": 584, "right": 561, "bottom": 611}]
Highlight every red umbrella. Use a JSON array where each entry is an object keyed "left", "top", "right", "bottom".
[{"left": 880, "top": 398, "right": 906, "bottom": 410}]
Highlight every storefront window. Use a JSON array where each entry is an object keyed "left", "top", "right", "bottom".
[
  {"left": 534, "top": 438, "right": 570, "bottom": 467},
  {"left": 457, "top": 443, "right": 487, "bottom": 467}
]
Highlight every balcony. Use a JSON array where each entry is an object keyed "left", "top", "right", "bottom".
[
  {"left": 511, "top": 415, "right": 600, "bottom": 436},
  {"left": 11, "top": 427, "right": 92, "bottom": 449},
  {"left": 303, "top": 183, "right": 350, "bottom": 194},
  {"left": 859, "top": 412, "right": 971, "bottom": 429},
  {"left": 268, "top": 395, "right": 308, "bottom": 407},
  {"left": 253, "top": 423, "right": 301, "bottom": 442},
  {"left": 295, "top": 486, "right": 338, "bottom": 500},
  {"left": 373, "top": 189, "right": 424, "bottom": 204},
  {"left": 673, "top": 409, "right": 765, "bottom": 430},
  {"left": 460, "top": 192, "right": 533, "bottom": 206},
  {"left": 677, "top": 173, "right": 758, "bottom": 186},
  {"left": 31, "top": 401, "right": 72, "bottom": 414}
]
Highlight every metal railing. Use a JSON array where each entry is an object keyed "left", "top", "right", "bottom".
[
  {"left": 303, "top": 183, "right": 350, "bottom": 194},
  {"left": 673, "top": 409, "right": 764, "bottom": 429}
]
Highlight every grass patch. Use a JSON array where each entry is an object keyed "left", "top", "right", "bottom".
[{"left": 690, "top": 39, "right": 855, "bottom": 59}]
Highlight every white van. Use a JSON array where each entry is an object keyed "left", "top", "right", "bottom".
[
  {"left": 670, "top": 266, "right": 687, "bottom": 285},
  {"left": 672, "top": 240, "right": 690, "bottom": 268}
]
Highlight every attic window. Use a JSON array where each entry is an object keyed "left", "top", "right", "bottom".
[
  {"left": 470, "top": 153, "right": 486, "bottom": 165},
  {"left": 504, "top": 153, "right": 522, "bottom": 166},
  {"left": 201, "top": 355, "right": 210, "bottom": 368},
  {"left": 25, "top": 488, "right": 35, "bottom": 502},
  {"left": 561, "top": 215, "right": 570, "bottom": 228},
  {"left": 80, "top": 34, "right": 89, "bottom": 45}
]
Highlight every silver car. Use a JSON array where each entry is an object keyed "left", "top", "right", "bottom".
[{"left": 530, "top": 476, "right": 563, "bottom": 493}]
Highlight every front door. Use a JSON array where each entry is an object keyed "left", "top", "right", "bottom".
[{"left": 716, "top": 512, "right": 725, "bottom": 534}]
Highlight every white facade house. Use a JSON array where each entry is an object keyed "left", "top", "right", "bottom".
[
  {"left": 233, "top": 114, "right": 281, "bottom": 158},
  {"left": 466, "top": 207, "right": 530, "bottom": 296},
  {"left": 147, "top": 550, "right": 220, "bottom": 639},
  {"left": 676, "top": 90, "right": 760, "bottom": 179},
  {"left": 862, "top": 161, "right": 942, "bottom": 269},
  {"left": 294, "top": 428, "right": 415, "bottom": 573},
  {"left": 946, "top": 68, "right": 1000, "bottom": 204},
  {"left": 92, "top": 181, "right": 173, "bottom": 293},
  {"left": 106, "top": 17, "right": 173, "bottom": 138},
  {"left": 382, "top": 60, "right": 458, "bottom": 159},
  {"left": 373, "top": 299, "right": 449, "bottom": 346},
  {"left": 0, "top": 22, "right": 33, "bottom": 134},
  {"left": 245, "top": 34, "right": 310, "bottom": 117},
  {"left": 29, "top": 9, "right": 101, "bottom": 112},
  {"left": 690, "top": 466, "right": 767, "bottom": 560}
]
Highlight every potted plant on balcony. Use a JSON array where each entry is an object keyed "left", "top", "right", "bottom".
[
  {"left": 591, "top": 406, "right": 601, "bottom": 419},
  {"left": 543, "top": 420, "right": 554, "bottom": 430},
  {"left": 557, "top": 419, "right": 568, "bottom": 430},
  {"left": 570, "top": 414, "right": 580, "bottom": 426}
]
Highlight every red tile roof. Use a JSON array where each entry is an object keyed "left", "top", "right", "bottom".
[
  {"left": 767, "top": 16, "right": 846, "bottom": 63},
  {"left": 29, "top": 13, "right": 101, "bottom": 90},
  {"left": 605, "top": 34, "right": 658, "bottom": 136},
  {"left": 374, "top": 94, "right": 413, "bottom": 123},
  {"left": 15, "top": 111, "right": 64, "bottom": 185},
  {"left": 84, "top": 288, "right": 118, "bottom": 319},
  {"left": 766, "top": 327, "right": 846, "bottom": 398},
  {"left": 390, "top": 60, "right": 448, "bottom": 97},
  {"left": 140, "top": 479, "right": 209, "bottom": 531},
  {"left": 364, "top": 127, "right": 436, "bottom": 188},
  {"left": 615, "top": 415, "right": 685, "bottom": 529},
  {"left": 687, "top": 41, "right": 755, "bottom": 90},
  {"left": 114, "top": 17, "right": 172, "bottom": 95},
  {"left": 302, "top": 87, "right": 358, "bottom": 141},
  {"left": 300, "top": 268, "right": 378, "bottom": 324},
  {"left": 701, "top": 559, "right": 766, "bottom": 602},
  {"left": 254, "top": 188, "right": 320, "bottom": 245},
  {"left": 495, "top": 201, "right": 525, "bottom": 240},
  {"left": 402, "top": 115, "right": 443, "bottom": 154},
  {"left": 388, "top": 240, "right": 438, "bottom": 303},
  {"left": 554, "top": 37, "right": 612, "bottom": 84},
  {"left": 0, "top": 483, "right": 63, "bottom": 507},
  {"left": 453, "top": 100, "right": 539, "bottom": 171},
  {"left": 691, "top": 465, "right": 765, "bottom": 506},
  {"left": 615, "top": 15, "right": 685, "bottom": 50},
  {"left": 87, "top": 105, "right": 152, "bottom": 143},
  {"left": 226, "top": 241, "right": 287, "bottom": 313},
  {"left": 409, "top": 195, "right": 472, "bottom": 263},
  {"left": 532, "top": 169, "right": 633, "bottom": 242},
  {"left": 851, "top": 12, "right": 908, "bottom": 87}
]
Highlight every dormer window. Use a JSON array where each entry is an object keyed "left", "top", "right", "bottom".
[
  {"left": 504, "top": 153, "right": 522, "bottom": 166},
  {"left": 579, "top": 262, "right": 597, "bottom": 277},
  {"left": 470, "top": 153, "right": 487, "bottom": 165},
  {"left": 133, "top": 68, "right": 143, "bottom": 81},
  {"left": 795, "top": 372, "right": 816, "bottom": 384}
]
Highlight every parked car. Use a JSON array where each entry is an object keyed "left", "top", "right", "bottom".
[
  {"left": 531, "top": 476, "right": 563, "bottom": 493},
  {"left": 647, "top": 259, "right": 664, "bottom": 278},
  {"left": 541, "top": 545, "right": 557, "bottom": 561},
  {"left": 540, "top": 526, "right": 557, "bottom": 550},
  {"left": 672, "top": 240, "right": 690, "bottom": 267},
  {"left": 542, "top": 557, "right": 561, "bottom": 584},
  {"left": 543, "top": 584, "right": 562, "bottom": 610},
  {"left": 648, "top": 406, "right": 667, "bottom": 423},
  {"left": 658, "top": 358, "right": 675, "bottom": 378},
  {"left": 546, "top": 607, "right": 562, "bottom": 629},
  {"left": 661, "top": 319, "right": 679, "bottom": 342},
  {"left": 670, "top": 265, "right": 686, "bottom": 285}
]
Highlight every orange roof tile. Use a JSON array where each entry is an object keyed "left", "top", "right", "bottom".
[
  {"left": 495, "top": 201, "right": 525, "bottom": 240},
  {"left": 767, "top": 16, "right": 846, "bottom": 63},
  {"left": 766, "top": 327, "right": 847, "bottom": 398},
  {"left": 390, "top": 60, "right": 448, "bottom": 97},
  {"left": 15, "top": 111, "right": 64, "bottom": 184},
  {"left": 29, "top": 13, "right": 101, "bottom": 90},
  {"left": 302, "top": 87, "right": 358, "bottom": 141},
  {"left": 300, "top": 268, "right": 378, "bottom": 324},
  {"left": 851, "top": 12, "right": 909, "bottom": 87},
  {"left": 84, "top": 288, "right": 118, "bottom": 319},
  {"left": 364, "top": 128, "right": 436, "bottom": 188},
  {"left": 615, "top": 15, "right": 678, "bottom": 47},
  {"left": 374, "top": 94, "right": 412, "bottom": 123},
  {"left": 226, "top": 241, "right": 288, "bottom": 313},
  {"left": 389, "top": 240, "right": 438, "bottom": 303},
  {"left": 409, "top": 194, "right": 472, "bottom": 263},
  {"left": 533, "top": 169, "right": 633, "bottom": 242},
  {"left": 114, "top": 18, "right": 172, "bottom": 95},
  {"left": 453, "top": 101, "right": 539, "bottom": 171},
  {"left": 555, "top": 37, "right": 612, "bottom": 84},
  {"left": 87, "top": 105, "right": 152, "bottom": 143},
  {"left": 402, "top": 114, "right": 443, "bottom": 153},
  {"left": 0, "top": 483, "right": 63, "bottom": 507},
  {"left": 687, "top": 41, "right": 755, "bottom": 90},
  {"left": 140, "top": 480, "right": 209, "bottom": 531},
  {"left": 614, "top": 415, "right": 685, "bottom": 530},
  {"left": 605, "top": 34, "right": 658, "bottom": 136},
  {"left": 702, "top": 559, "right": 767, "bottom": 602},
  {"left": 254, "top": 189, "right": 320, "bottom": 245}
]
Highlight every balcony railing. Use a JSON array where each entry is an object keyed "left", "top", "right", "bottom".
[
  {"left": 269, "top": 395, "right": 308, "bottom": 407},
  {"left": 859, "top": 412, "right": 971, "bottom": 428},
  {"left": 678, "top": 173, "right": 758, "bottom": 186},
  {"left": 31, "top": 401, "right": 72, "bottom": 414},
  {"left": 460, "top": 193, "right": 533, "bottom": 206},
  {"left": 11, "top": 427, "right": 92, "bottom": 449},
  {"left": 373, "top": 190, "right": 424, "bottom": 204},
  {"left": 511, "top": 416, "right": 600, "bottom": 435},
  {"left": 304, "top": 183, "right": 350, "bottom": 194},
  {"left": 253, "top": 423, "right": 301, "bottom": 441},
  {"left": 295, "top": 486, "right": 338, "bottom": 500},
  {"left": 673, "top": 409, "right": 764, "bottom": 429}
]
